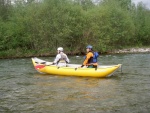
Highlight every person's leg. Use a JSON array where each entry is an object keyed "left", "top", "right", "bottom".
[
  {"left": 57, "top": 63, "right": 67, "bottom": 67},
  {"left": 87, "top": 65, "right": 93, "bottom": 68}
]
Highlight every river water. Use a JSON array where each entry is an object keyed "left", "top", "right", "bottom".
[{"left": 0, "top": 53, "right": 150, "bottom": 113}]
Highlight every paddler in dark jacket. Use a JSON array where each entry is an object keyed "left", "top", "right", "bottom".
[{"left": 80, "top": 45, "right": 98, "bottom": 68}]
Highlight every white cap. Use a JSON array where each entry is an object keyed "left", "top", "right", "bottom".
[{"left": 57, "top": 47, "right": 63, "bottom": 52}]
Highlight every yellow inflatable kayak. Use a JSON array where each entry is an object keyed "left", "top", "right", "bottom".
[{"left": 32, "top": 57, "right": 122, "bottom": 78}]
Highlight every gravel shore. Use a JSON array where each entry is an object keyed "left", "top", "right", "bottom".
[{"left": 112, "top": 48, "right": 150, "bottom": 54}]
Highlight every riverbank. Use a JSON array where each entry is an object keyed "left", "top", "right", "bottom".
[
  {"left": 111, "top": 48, "right": 150, "bottom": 54},
  {"left": 0, "top": 47, "right": 150, "bottom": 59}
]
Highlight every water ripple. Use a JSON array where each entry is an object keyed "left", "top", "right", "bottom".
[{"left": 0, "top": 54, "right": 150, "bottom": 112}]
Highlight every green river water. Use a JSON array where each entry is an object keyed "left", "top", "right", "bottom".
[{"left": 0, "top": 53, "right": 150, "bottom": 113}]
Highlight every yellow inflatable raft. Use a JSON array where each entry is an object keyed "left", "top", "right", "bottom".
[{"left": 32, "top": 57, "right": 122, "bottom": 78}]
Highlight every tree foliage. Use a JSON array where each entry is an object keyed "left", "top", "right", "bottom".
[{"left": 0, "top": 0, "right": 150, "bottom": 57}]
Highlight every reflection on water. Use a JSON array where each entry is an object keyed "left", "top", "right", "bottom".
[{"left": 0, "top": 53, "right": 150, "bottom": 113}]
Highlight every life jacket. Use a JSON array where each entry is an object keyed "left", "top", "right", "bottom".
[
  {"left": 85, "top": 52, "right": 99, "bottom": 64},
  {"left": 92, "top": 52, "right": 99, "bottom": 63},
  {"left": 57, "top": 53, "right": 68, "bottom": 63}
]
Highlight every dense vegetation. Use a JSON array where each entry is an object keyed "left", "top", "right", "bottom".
[{"left": 0, "top": 0, "right": 150, "bottom": 58}]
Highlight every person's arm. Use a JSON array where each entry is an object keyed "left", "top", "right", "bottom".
[
  {"left": 53, "top": 54, "right": 61, "bottom": 64},
  {"left": 81, "top": 52, "right": 93, "bottom": 67},
  {"left": 65, "top": 55, "right": 69, "bottom": 63}
]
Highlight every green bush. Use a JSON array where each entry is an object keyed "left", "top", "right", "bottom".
[{"left": 0, "top": 0, "right": 150, "bottom": 58}]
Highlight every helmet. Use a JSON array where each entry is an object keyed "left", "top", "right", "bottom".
[
  {"left": 57, "top": 47, "right": 63, "bottom": 51},
  {"left": 86, "top": 45, "right": 93, "bottom": 49}
]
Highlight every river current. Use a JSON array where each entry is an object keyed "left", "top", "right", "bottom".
[{"left": 0, "top": 53, "right": 150, "bottom": 113}]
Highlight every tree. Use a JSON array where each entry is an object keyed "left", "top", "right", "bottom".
[
  {"left": 0, "top": 0, "right": 12, "bottom": 20},
  {"left": 133, "top": 3, "right": 150, "bottom": 46}
]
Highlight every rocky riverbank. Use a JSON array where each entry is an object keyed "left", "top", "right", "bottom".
[
  {"left": 0, "top": 47, "right": 150, "bottom": 59},
  {"left": 111, "top": 48, "right": 150, "bottom": 54}
]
